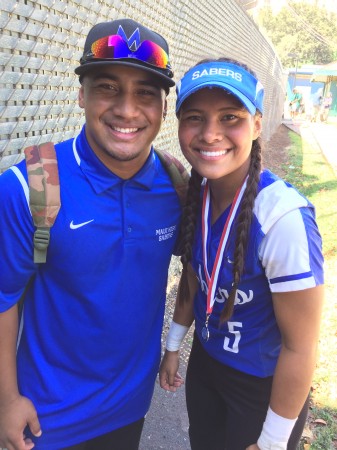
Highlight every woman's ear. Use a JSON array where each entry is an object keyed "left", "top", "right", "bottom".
[{"left": 253, "top": 114, "right": 262, "bottom": 140}]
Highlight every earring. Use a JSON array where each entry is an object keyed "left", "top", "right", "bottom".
[{"left": 163, "top": 111, "right": 167, "bottom": 120}]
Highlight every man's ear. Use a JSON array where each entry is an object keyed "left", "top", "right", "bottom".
[
  {"left": 163, "top": 98, "right": 168, "bottom": 120},
  {"left": 78, "top": 85, "right": 85, "bottom": 109}
]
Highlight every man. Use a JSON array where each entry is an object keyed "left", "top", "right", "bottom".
[
  {"left": 289, "top": 88, "right": 302, "bottom": 119},
  {"left": 310, "top": 88, "right": 323, "bottom": 122},
  {"left": 0, "top": 18, "right": 184, "bottom": 450}
]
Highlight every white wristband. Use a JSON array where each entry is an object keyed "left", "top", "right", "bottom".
[
  {"left": 166, "top": 321, "right": 189, "bottom": 351},
  {"left": 257, "top": 407, "right": 297, "bottom": 450}
]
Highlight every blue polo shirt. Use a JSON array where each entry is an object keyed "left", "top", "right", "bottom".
[
  {"left": 192, "top": 170, "right": 324, "bottom": 377},
  {"left": 0, "top": 126, "right": 182, "bottom": 449}
]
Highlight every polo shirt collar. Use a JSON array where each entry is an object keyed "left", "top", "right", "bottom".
[{"left": 73, "top": 126, "right": 157, "bottom": 193}]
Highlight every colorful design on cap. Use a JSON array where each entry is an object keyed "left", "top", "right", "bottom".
[
  {"left": 117, "top": 25, "right": 141, "bottom": 51},
  {"left": 82, "top": 33, "right": 171, "bottom": 73},
  {"left": 176, "top": 61, "right": 264, "bottom": 115},
  {"left": 75, "top": 19, "right": 175, "bottom": 87}
]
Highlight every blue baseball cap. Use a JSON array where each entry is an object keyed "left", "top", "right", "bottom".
[{"left": 176, "top": 61, "right": 264, "bottom": 115}]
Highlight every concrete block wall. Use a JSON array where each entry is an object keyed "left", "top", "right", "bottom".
[{"left": 0, "top": 0, "right": 285, "bottom": 172}]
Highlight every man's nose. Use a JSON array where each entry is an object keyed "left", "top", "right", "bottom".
[{"left": 112, "top": 92, "right": 139, "bottom": 119}]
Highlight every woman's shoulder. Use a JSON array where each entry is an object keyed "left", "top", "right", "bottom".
[{"left": 254, "top": 170, "right": 310, "bottom": 234}]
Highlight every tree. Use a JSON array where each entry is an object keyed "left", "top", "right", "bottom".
[{"left": 256, "top": 2, "right": 337, "bottom": 67}]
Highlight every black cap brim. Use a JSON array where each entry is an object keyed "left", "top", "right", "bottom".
[{"left": 75, "top": 60, "right": 175, "bottom": 88}]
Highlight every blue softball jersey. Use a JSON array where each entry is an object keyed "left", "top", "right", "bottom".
[
  {"left": 192, "top": 170, "right": 324, "bottom": 377},
  {"left": 0, "top": 126, "right": 182, "bottom": 449}
]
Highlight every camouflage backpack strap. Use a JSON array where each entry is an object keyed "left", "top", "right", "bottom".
[
  {"left": 154, "top": 148, "right": 190, "bottom": 206},
  {"left": 24, "top": 142, "right": 61, "bottom": 263}
]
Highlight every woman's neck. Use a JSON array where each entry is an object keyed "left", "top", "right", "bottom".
[{"left": 208, "top": 170, "right": 248, "bottom": 224}]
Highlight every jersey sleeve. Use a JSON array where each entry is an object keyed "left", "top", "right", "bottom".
[
  {"left": 258, "top": 207, "right": 324, "bottom": 292},
  {"left": 0, "top": 164, "right": 37, "bottom": 312}
]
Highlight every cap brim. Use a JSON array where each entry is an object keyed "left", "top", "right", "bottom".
[
  {"left": 176, "top": 81, "right": 256, "bottom": 115},
  {"left": 75, "top": 60, "right": 175, "bottom": 88}
]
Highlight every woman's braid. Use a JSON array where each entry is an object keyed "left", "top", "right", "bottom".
[
  {"left": 220, "top": 138, "right": 262, "bottom": 324},
  {"left": 179, "top": 169, "right": 203, "bottom": 304}
]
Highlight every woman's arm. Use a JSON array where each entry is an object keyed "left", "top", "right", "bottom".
[
  {"left": 270, "top": 285, "right": 324, "bottom": 417},
  {"left": 159, "top": 264, "right": 198, "bottom": 392},
  {"left": 247, "top": 284, "right": 324, "bottom": 450}
]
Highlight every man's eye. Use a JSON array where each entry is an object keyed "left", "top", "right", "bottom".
[
  {"left": 104, "top": 84, "right": 116, "bottom": 90},
  {"left": 96, "top": 83, "right": 117, "bottom": 91},
  {"left": 138, "top": 89, "right": 156, "bottom": 96}
]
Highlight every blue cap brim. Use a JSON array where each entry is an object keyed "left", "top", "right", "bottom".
[{"left": 176, "top": 62, "right": 264, "bottom": 115}]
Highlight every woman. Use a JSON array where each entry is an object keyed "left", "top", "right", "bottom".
[{"left": 159, "top": 58, "right": 324, "bottom": 450}]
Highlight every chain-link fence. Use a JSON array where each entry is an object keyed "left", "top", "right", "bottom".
[{"left": 0, "top": 0, "right": 285, "bottom": 172}]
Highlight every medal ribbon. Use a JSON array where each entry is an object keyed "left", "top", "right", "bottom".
[{"left": 202, "top": 177, "right": 248, "bottom": 315}]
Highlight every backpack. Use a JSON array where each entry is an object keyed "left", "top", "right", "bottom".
[
  {"left": 24, "top": 143, "right": 61, "bottom": 264},
  {"left": 24, "top": 142, "right": 190, "bottom": 264}
]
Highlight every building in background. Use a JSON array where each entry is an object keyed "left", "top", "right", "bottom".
[
  {"left": 311, "top": 61, "right": 337, "bottom": 117},
  {"left": 288, "top": 65, "right": 324, "bottom": 96}
]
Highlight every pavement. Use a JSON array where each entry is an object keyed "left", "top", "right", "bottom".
[
  {"left": 139, "top": 118, "right": 337, "bottom": 450},
  {"left": 139, "top": 273, "right": 192, "bottom": 450},
  {"left": 282, "top": 117, "right": 337, "bottom": 175}
]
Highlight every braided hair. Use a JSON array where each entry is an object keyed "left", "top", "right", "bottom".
[{"left": 178, "top": 57, "right": 263, "bottom": 324}]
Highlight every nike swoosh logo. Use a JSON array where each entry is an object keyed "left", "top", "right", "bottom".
[{"left": 70, "top": 219, "right": 94, "bottom": 229}]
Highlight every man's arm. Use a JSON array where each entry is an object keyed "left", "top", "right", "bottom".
[
  {"left": 0, "top": 305, "right": 42, "bottom": 449},
  {"left": 0, "top": 168, "right": 43, "bottom": 449}
]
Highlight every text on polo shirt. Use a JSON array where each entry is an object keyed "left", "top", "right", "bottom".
[{"left": 156, "top": 225, "right": 176, "bottom": 241}]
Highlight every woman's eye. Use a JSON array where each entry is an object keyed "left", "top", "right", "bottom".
[
  {"left": 222, "top": 114, "right": 237, "bottom": 121},
  {"left": 186, "top": 115, "right": 202, "bottom": 121}
]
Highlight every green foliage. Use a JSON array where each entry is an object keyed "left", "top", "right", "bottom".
[
  {"left": 283, "top": 131, "right": 337, "bottom": 258},
  {"left": 278, "top": 127, "right": 337, "bottom": 449},
  {"left": 257, "top": 2, "right": 337, "bottom": 67},
  {"left": 308, "top": 406, "right": 337, "bottom": 450}
]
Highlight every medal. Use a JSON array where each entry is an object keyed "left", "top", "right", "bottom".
[
  {"left": 202, "top": 314, "right": 210, "bottom": 341},
  {"left": 201, "top": 177, "right": 248, "bottom": 339},
  {"left": 201, "top": 326, "right": 210, "bottom": 341}
]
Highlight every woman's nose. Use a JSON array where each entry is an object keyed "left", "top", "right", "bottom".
[{"left": 199, "top": 120, "right": 223, "bottom": 143}]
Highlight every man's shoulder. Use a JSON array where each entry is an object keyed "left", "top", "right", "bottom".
[
  {"left": 46, "top": 138, "right": 78, "bottom": 180},
  {"left": 154, "top": 148, "right": 189, "bottom": 206},
  {"left": 54, "top": 138, "right": 75, "bottom": 159}
]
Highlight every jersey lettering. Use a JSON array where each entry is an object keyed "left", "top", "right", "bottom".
[
  {"left": 197, "top": 264, "right": 254, "bottom": 306},
  {"left": 223, "top": 321, "right": 242, "bottom": 353}
]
